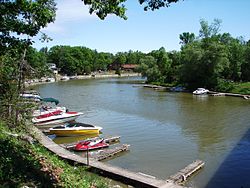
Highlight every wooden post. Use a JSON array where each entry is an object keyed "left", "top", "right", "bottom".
[{"left": 87, "top": 147, "right": 89, "bottom": 166}]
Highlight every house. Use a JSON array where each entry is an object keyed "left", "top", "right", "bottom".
[
  {"left": 121, "top": 64, "right": 138, "bottom": 71},
  {"left": 47, "top": 63, "right": 58, "bottom": 74}
]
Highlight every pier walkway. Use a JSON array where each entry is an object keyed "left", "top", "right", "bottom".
[
  {"left": 32, "top": 126, "right": 182, "bottom": 188},
  {"left": 208, "top": 91, "right": 250, "bottom": 99}
]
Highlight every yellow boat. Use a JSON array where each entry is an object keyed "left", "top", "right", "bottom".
[{"left": 49, "top": 122, "right": 102, "bottom": 136}]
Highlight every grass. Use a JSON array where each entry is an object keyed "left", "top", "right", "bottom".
[
  {"left": 230, "top": 82, "right": 250, "bottom": 95},
  {"left": 0, "top": 121, "right": 109, "bottom": 188}
]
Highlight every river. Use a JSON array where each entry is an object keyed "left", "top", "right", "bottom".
[{"left": 34, "top": 77, "right": 250, "bottom": 188}]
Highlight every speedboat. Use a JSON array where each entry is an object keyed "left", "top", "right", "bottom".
[
  {"left": 74, "top": 137, "right": 109, "bottom": 151},
  {"left": 193, "top": 88, "right": 209, "bottom": 95},
  {"left": 49, "top": 122, "right": 102, "bottom": 136},
  {"left": 20, "top": 93, "right": 42, "bottom": 102},
  {"left": 32, "top": 106, "right": 67, "bottom": 117},
  {"left": 32, "top": 97, "right": 66, "bottom": 117},
  {"left": 32, "top": 111, "right": 83, "bottom": 126}
]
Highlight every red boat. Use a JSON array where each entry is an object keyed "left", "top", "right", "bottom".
[{"left": 74, "top": 138, "right": 109, "bottom": 151}]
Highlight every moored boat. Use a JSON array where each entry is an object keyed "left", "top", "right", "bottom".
[
  {"left": 32, "top": 106, "right": 67, "bottom": 117},
  {"left": 193, "top": 88, "right": 209, "bottom": 95},
  {"left": 49, "top": 122, "right": 102, "bottom": 136},
  {"left": 32, "top": 111, "right": 83, "bottom": 126},
  {"left": 20, "top": 93, "right": 42, "bottom": 101},
  {"left": 74, "top": 137, "right": 109, "bottom": 151}
]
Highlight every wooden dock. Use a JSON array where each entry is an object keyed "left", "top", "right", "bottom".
[
  {"left": 143, "top": 84, "right": 167, "bottom": 91},
  {"left": 166, "top": 160, "right": 205, "bottom": 185},
  {"left": 92, "top": 144, "right": 130, "bottom": 161},
  {"left": 31, "top": 126, "right": 183, "bottom": 188},
  {"left": 60, "top": 136, "right": 121, "bottom": 150},
  {"left": 208, "top": 91, "right": 250, "bottom": 99}
]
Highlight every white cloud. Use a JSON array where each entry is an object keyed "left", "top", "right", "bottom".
[
  {"left": 41, "top": 0, "right": 96, "bottom": 34},
  {"left": 55, "top": 0, "right": 95, "bottom": 22}
]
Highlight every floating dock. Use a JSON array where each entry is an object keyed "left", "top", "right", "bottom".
[
  {"left": 166, "top": 160, "right": 205, "bottom": 185},
  {"left": 208, "top": 91, "right": 250, "bottom": 99},
  {"left": 92, "top": 144, "right": 130, "bottom": 161},
  {"left": 143, "top": 84, "right": 167, "bottom": 90}
]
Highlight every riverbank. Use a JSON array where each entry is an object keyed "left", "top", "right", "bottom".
[
  {"left": 0, "top": 121, "right": 109, "bottom": 188},
  {"left": 26, "top": 72, "right": 141, "bottom": 87}
]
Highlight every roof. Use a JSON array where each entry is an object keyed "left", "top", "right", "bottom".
[{"left": 121, "top": 64, "right": 138, "bottom": 69}]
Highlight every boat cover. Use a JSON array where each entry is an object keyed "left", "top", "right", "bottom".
[{"left": 42, "top": 97, "right": 60, "bottom": 105}]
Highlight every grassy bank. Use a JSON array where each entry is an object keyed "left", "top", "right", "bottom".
[
  {"left": 0, "top": 121, "right": 109, "bottom": 188},
  {"left": 230, "top": 82, "right": 250, "bottom": 95}
]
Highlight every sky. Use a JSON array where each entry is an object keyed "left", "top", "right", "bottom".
[{"left": 32, "top": 0, "right": 250, "bottom": 54}]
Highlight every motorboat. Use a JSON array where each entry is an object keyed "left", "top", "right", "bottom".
[
  {"left": 170, "top": 86, "right": 186, "bottom": 92},
  {"left": 74, "top": 137, "right": 109, "bottom": 151},
  {"left": 32, "top": 111, "right": 83, "bottom": 126},
  {"left": 193, "top": 88, "right": 209, "bottom": 95},
  {"left": 20, "top": 93, "right": 42, "bottom": 102},
  {"left": 32, "top": 106, "right": 67, "bottom": 117},
  {"left": 49, "top": 122, "right": 102, "bottom": 136},
  {"left": 60, "top": 76, "right": 70, "bottom": 81}
]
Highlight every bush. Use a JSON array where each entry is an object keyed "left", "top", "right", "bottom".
[{"left": 215, "top": 79, "right": 235, "bottom": 92}]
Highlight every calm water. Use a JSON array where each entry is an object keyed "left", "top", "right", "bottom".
[{"left": 34, "top": 77, "right": 250, "bottom": 188}]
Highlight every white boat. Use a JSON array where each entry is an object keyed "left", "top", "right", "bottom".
[
  {"left": 46, "top": 77, "right": 56, "bottom": 82},
  {"left": 32, "top": 111, "right": 83, "bottom": 126},
  {"left": 32, "top": 106, "right": 67, "bottom": 117},
  {"left": 193, "top": 88, "right": 209, "bottom": 95},
  {"left": 49, "top": 122, "right": 103, "bottom": 136},
  {"left": 20, "top": 93, "right": 42, "bottom": 101},
  {"left": 60, "top": 76, "right": 70, "bottom": 81}
]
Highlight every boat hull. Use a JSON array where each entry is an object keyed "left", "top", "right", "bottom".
[
  {"left": 49, "top": 128, "right": 101, "bottom": 136},
  {"left": 74, "top": 143, "right": 109, "bottom": 151},
  {"left": 34, "top": 116, "right": 78, "bottom": 127}
]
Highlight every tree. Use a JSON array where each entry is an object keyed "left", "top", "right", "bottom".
[
  {"left": 0, "top": 0, "right": 56, "bottom": 124},
  {"left": 199, "top": 18, "right": 222, "bottom": 39},
  {"left": 179, "top": 32, "right": 195, "bottom": 46},
  {"left": 82, "top": 0, "right": 183, "bottom": 20},
  {"left": 0, "top": 0, "right": 56, "bottom": 53},
  {"left": 138, "top": 55, "right": 161, "bottom": 83},
  {"left": 241, "top": 41, "right": 250, "bottom": 81}
]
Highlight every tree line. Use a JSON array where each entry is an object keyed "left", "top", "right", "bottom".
[
  {"left": 28, "top": 46, "right": 145, "bottom": 76},
  {"left": 138, "top": 19, "right": 250, "bottom": 91},
  {"left": 26, "top": 19, "right": 250, "bottom": 92}
]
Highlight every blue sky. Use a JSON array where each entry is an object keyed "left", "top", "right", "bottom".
[{"left": 32, "top": 0, "right": 250, "bottom": 53}]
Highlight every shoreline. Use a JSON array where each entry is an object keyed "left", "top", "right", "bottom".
[{"left": 26, "top": 72, "right": 141, "bottom": 87}]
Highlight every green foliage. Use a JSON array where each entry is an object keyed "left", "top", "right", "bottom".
[
  {"left": 82, "top": 0, "right": 182, "bottom": 20},
  {"left": 83, "top": 0, "right": 127, "bottom": 20},
  {"left": 179, "top": 32, "right": 195, "bottom": 46},
  {"left": 138, "top": 19, "right": 250, "bottom": 93},
  {"left": 0, "top": 121, "right": 109, "bottom": 188},
  {"left": 139, "top": 0, "right": 182, "bottom": 11},
  {"left": 230, "top": 82, "right": 250, "bottom": 94},
  {"left": 0, "top": 0, "right": 56, "bottom": 53},
  {"left": 215, "top": 79, "right": 235, "bottom": 92},
  {"left": 199, "top": 18, "right": 222, "bottom": 39}
]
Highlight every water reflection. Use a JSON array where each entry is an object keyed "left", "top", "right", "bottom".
[{"left": 52, "top": 134, "right": 99, "bottom": 144}]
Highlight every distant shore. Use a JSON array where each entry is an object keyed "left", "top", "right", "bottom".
[{"left": 26, "top": 72, "right": 141, "bottom": 87}]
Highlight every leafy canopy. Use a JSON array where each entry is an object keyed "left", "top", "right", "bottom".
[
  {"left": 0, "top": 0, "right": 56, "bottom": 53},
  {"left": 82, "top": 0, "right": 182, "bottom": 20}
]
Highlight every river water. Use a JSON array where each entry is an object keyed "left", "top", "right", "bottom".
[{"left": 34, "top": 77, "right": 250, "bottom": 188}]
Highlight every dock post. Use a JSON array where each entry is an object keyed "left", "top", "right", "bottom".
[{"left": 87, "top": 148, "right": 89, "bottom": 166}]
